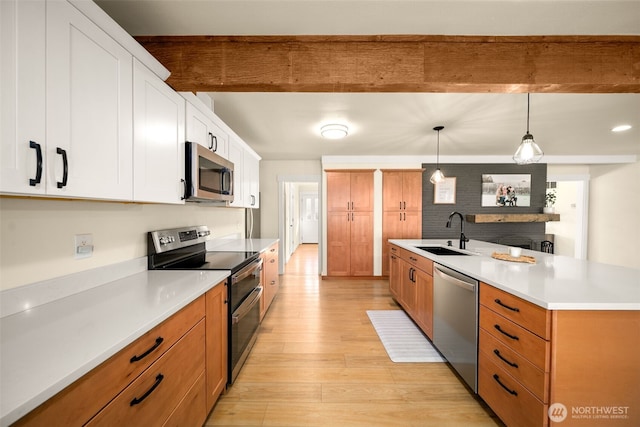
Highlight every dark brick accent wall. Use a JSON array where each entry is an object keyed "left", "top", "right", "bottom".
[{"left": 421, "top": 163, "right": 548, "bottom": 249}]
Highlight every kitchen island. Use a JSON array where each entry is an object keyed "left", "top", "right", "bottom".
[{"left": 389, "top": 239, "right": 639, "bottom": 427}]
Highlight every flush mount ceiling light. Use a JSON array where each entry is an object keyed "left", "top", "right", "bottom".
[
  {"left": 430, "top": 125, "right": 446, "bottom": 184},
  {"left": 513, "top": 93, "right": 544, "bottom": 165},
  {"left": 611, "top": 124, "right": 632, "bottom": 132},
  {"left": 320, "top": 124, "right": 349, "bottom": 139}
]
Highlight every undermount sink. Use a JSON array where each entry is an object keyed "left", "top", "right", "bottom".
[{"left": 416, "top": 246, "right": 471, "bottom": 256}]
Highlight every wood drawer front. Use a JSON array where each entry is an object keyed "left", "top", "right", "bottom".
[
  {"left": 86, "top": 320, "right": 206, "bottom": 427},
  {"left": 399, "top": 247, "right": 433, "bottom": 275},
  {"left": 15, "top": 297, "right": 206, "bottom": 427},
  {"left": 479, "top": 353, "right": 548, "bottom": 427},
  {"left": 480, "top": 306, "right": 549, "bottom": 371},
  {"left": 480, "top": 283, "right": 550, "bottom": 339},
  {"left": 479, "top": 328, "right": 549, "bottom": 403},
  {"left": 163, "top": 371, "right": 207, "bottom": 427}
]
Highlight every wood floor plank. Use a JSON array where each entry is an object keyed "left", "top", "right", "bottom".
[{"left": 205, "top": 244, "right": 502, "bottom": 426}]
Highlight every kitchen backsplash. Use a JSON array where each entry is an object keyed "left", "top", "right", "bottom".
[{"left": 421, "top": 162, "right": 548, "bottom": 246}]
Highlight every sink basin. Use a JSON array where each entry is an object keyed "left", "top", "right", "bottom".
[{"left": 416, "top": 246, "right": 470, "bottom": 256}]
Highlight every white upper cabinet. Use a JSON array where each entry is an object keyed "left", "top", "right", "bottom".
[
  {"left": 244, "top": 150, "right": 260, "bottom": 208},
  {"left": 1, "top": 0, "right": 46, "bottom": 195},
  {"left": 133, "top": 59, "right": 185, "bottom": 204},
  {"left": 46, "top": 0, "right": 133, "bottom": 199},
  {"left": 183, "top": 93, "right": 229, "bottom": 159},
  {"left": 228, "top": 136, "right": 245, "bottom": 207}
]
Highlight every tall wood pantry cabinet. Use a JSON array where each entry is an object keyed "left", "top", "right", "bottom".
[
  {"left": 381, "top": 170, "right": 423, "bottom": 276},
  {"left": 326, "top": 170, "right": 374, "bottom": 276}
]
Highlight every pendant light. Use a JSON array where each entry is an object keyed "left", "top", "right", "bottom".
[
  {"left": 430, "top": 126, "right": 445, "bottom": 184},
  {"left": 513, "top": 93, "right": 544, "bottom": 164}
]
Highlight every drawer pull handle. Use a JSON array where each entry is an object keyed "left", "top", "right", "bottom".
[
  {"left": 493, "top": 374, "right": 518, "bottom": 396},
  {"left": 494, "top": 298, "right": 520, "bottom": 312},
  {"left": 494, "top": 324, "right": 519, "bottom": 341},
  {"left": 130, "top": 337, "right": 164, "bottom": 363},
  {"left": 130, "top": 374, "right": 164, "bottom": 406},
  {"left": 494, "top": 349, "right": 519, "bottom": 368}
]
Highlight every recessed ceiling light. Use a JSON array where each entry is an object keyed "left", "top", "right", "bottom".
[
  {"left": 611, "top": 124, "right": 632, "bottom": 132},
  {"left": 321, "top": 124, "right": 348, "bottom": 139}
]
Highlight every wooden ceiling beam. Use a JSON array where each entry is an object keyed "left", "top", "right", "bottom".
[{"left": 135, "top": 35, "right": 640, "bottom": 93}]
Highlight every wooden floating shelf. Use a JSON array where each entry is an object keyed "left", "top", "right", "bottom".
[{"left": 465, "top": 213, "right": 560, "bottom": 223}]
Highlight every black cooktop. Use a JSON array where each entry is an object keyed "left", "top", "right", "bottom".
[{"left": 204, "top": 251, "right": 259, "bottom": 271}]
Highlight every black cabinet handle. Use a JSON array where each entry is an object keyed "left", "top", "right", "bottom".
[
  {"left": 130, "top": 374, "right": 164, "bottom": 406},
  {"left": 493, "top": 374, "right": 518, "bottom": 396},
  {"left": 208, "top": 132, "right": 214, "bottom": 150},
  {"left": 56, "top": 147, "right": 68, "bottom": 189},
  {"left": 494, "top": 349, "right": 519, "bottom": 368},
  {"left": 494, "top": 324, "right": 519, "bottom": 341},
  {"left": 495, "top": 298, "right": 520, "bottom": 312},
  {"left": 403, "top": 201, "right": 406, "bottom": 210},
  {"left": 29, "top": 141, "right": 43, "bottom": 186},
  {"left": 130, "top": 337, "right": 164, "bottom": 363}
]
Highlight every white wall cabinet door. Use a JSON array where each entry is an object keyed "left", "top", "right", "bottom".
[
  {"left": 185, "top": 100, "right": 229, "bottom": 159},
  {"left": 46, "top": 0, "right": 133, "bottom": 200},
  {"left": 244, "top": 150, "right": 260, "bottom": 208},
  {"left": 1, "top": 0, "right": 46, "bottom": 195},
  {"left": 228, "top": 137, "right": 245, "bottom": 207},
  {"left": 133, "top": 59, "right": 185, "bottom": 204}
]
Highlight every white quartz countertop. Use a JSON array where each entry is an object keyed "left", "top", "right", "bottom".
[
  {"left": 207, "top": 238, "right": 278, "bottom": 253},
  {"left": 0, "top": 269, "right": 229, "bottom": 426},
  {"left": 390, "top": 239, "right": 640, "bottom": 311}
]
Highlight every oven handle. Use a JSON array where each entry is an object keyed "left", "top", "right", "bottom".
[
  {"left": 232, "top": 258, "right": 263, "bottom": 284},
  {"left": 232, "top": 286, "right": 263, "bottom": 324}
]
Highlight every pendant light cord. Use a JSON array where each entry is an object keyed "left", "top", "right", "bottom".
[
  {"left": 526, "top": 93, "right": 530, "bottom": 133},
  {"left": 436, "top": 129, "right": 440, "bottom": 168}
]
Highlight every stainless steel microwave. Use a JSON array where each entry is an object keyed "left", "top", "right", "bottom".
[{"left": 185, "top": 141, "right": 234, "bottom": 202}]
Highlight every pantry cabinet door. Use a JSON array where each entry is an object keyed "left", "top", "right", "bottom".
[
  {"left": 133, "top": 59, "right": 185, "bottom": 204},
  {"left": 0, "top": 0, "right": 46, "bottom": 195},
  {"left": 228, "top": 138, "right": 245, "bottom": 207},
  {"left": 46, "top": 0, "right": 133, "bottom": 200}
]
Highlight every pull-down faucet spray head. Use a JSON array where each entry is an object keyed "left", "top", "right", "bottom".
[{"left": 446, "top": 211, "right": 469, "bottom": 250}]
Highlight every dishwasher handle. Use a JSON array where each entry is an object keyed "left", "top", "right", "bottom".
[{"left": 434, "top": 265, "right": 476, "bottom": 292}]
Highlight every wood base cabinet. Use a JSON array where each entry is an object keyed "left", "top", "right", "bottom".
[
  {"left": 15, "top": 283, "right": 230, "bottom": 427},
  {"left": 388, "top": 244, "right": 434, "bottom": 339},
  {"left": 260, "top": 242, "right": 280, "bottom": 320},
  {"left": 326, "top": 171, "right": 374, "bottom": 277},
  {"left": 479, "top": 283, "right": 640, "bottom": 427}
]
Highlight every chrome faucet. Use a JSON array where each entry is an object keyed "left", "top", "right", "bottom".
[{"left": 446, "top": 211, "right": 469, "bottom": 249}]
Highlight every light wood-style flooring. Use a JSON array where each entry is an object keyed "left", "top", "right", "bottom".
[{"left": 205, "top": 244, "right": 503, "bottom": 426}]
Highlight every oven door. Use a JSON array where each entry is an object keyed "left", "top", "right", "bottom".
[
  {"left": 185, "top": 141, "right": 234, "bottom": 202},
  {"left": 228, "top": 257, "right": 263, "bottom": 384}
]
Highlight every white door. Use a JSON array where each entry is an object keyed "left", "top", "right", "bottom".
[
  {"left": 0, "top": 0, "right": 46, "bottom": 195},
  {"left": 132, "top": 59, "right": 185, "bottom": 204},
  {"left": 46, "top": 0, "right": 133, "bottom": 199},
  {"left": 300, "top": 192, "right": 319, "bottom": 244}
]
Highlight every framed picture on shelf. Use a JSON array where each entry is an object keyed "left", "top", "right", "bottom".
[
  {"left": 434, "top": 177, "right": 456, "bottom": 204},
  {"left": 481, "top": 174, "right": 531, "bottom": 207}
]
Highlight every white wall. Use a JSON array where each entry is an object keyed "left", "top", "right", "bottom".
[
  {"left": 259, "top": 160, "right": 322, "bottom": 240},
  {"left": 0, "top": 198, "right": 244, "bottom": 290},
  {"left": 587, "top": 161, "right": 640, "bottom": 268}
]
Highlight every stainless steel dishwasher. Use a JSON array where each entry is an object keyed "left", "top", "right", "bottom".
[{"left": 433, "top": 263, "right": 479, "bottom": 392}]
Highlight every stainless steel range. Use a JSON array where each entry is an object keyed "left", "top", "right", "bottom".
[{"left": 147, "top": 225, "right": 263, "bottom": 385}]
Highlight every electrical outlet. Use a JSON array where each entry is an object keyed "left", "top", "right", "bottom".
[{"left": 75, "top": 234, "right": 93, "bottom": 259}]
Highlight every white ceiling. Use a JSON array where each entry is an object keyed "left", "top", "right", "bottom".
[{"left": 95, "top": 0, "right": 640, "bottom": 161}]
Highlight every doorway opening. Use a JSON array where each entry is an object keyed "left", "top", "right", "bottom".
[
  {"left": 546, "top": 174, "right": 589, "bottom": 259},
  {"left": 277, "top": 175, "right": 321, "bottom": 275}
]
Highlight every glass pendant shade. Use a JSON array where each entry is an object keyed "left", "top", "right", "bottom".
[
  {"left": 430, "top": 125, "right": 445, "bottom": 184},
  {"left": 514, "top": 93, "right": 543, "bottom": 165},
  {"left": 430, "top": 168, "right": 445, "bottom": 184},
  {"left": 513, "top": 132, "right": 544, "bottom": 165}
]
